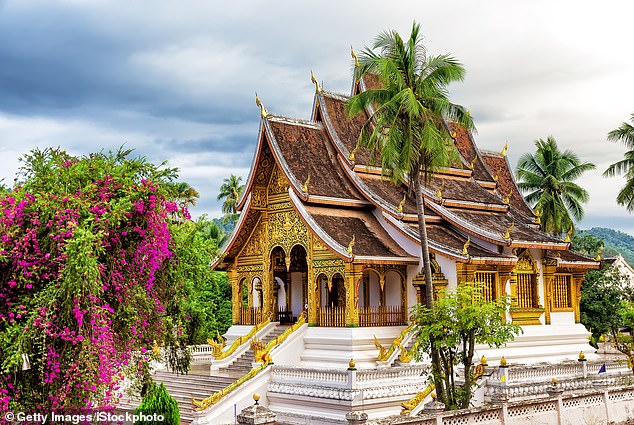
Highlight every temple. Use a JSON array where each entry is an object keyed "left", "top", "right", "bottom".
[{"left": 197, "top": 62, "right": 601, "bottom": 424}]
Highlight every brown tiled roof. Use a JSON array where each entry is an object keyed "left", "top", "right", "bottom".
[
  {"left": 425, "top": 176, "right": 506, "bottom": 207},
  {"left": 448, "top": 123, "right": 495, "bottom": 183},
  {"left": 445, "top": 208, "right": 564, "bottom": 245},
  {"left": 320, "top": 93, "right": 374, "bottom": 165},
  {"left": 304, "top": 205, "right": 412, "bottom": 259},
  {"left": 546, "top": 249, "right": 598, "bottom": 265},
  {"left": 481, "top": 151, "right": 535, "bottom": 217},
  {"left": 426, "top": 224, "right": 507, "bottom": 259},
  {"left": 357, "top": 173, "right": 417, "bottom": 215},
  {"left": 267, "top": 118, "right": 364, "bottom": 201}
]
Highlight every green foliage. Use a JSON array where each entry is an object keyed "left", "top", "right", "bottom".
[
  {"left": 134, "top": 382, "right": 180, "bottom": 425},
  {"left": 581, "top": 227, "right": 634, "bottom": 267},
  {"left": 412, "top": 283, "right": 521, "bottom": 409},
  {"left": 580, "top": 265, "right": 630, "bottom": 341},
  {"left": 217, "top": 174, "right": 244, "bottom": 214},
  {"left": 571, "top": 231, "right": 604, "bottom": 258},
  {"left": 604, "top": 113, "right": 634, "bottom": 212},
  {"left": 168, "top": 216, "right": 232, "bottom": 345},
  {"left": 516, "top": 136, "right": 595, "bottom": 236}
]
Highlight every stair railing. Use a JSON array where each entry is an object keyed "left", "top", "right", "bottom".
[
  {"left": 374, "top": 322, "right": 418, "bottom": 365},
  {"left": 193, "top": 311, "right": 307, "bottom": 411},
  {"left": 213, "top": 317, "right": 271, "bottom": 360}
]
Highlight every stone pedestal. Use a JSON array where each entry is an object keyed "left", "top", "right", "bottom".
[
  {"left": 237, "top": 404, "right": 277, "bottom": 425},
  {"left": 422, "top": 399, "right": 445, "bottom": 414},
  {"left": 345, "top": 411, "right": 368, "bottom": 424}
]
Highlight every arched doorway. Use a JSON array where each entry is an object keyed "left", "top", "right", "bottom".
[
  {"left": 270, "top": 246, "right": 287, "bottom": 322},
  {"left": 317, "top": 272, "right": 346, "bottom": 326},
  {"left": 287, "top": 244, "right": 308, "bottom": 322}
]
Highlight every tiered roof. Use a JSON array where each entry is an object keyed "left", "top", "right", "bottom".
[{"left": 217, "top": 69, "right": 598, "bottom": 270}]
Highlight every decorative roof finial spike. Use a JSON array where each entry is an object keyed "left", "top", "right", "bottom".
[
  {"left": 302, "top": 174, "right": 311, "bottom": 193},
  {"left": 501, "top": 142, "right": 509, "bottom": 157},
  {"left": 351, "top": 46, "right": 360, "bottom": 67},
  {"left": 503, "top": 221, "right": 515, "bottom": 239},
  {"left": 461, "top": 236, "right": 471, "bottom": 255},
  {"left": 349, "top": 144, "right": 359, "bottom": 161},
  {"left": 310, "top": 70, "right": 322, "bottom": 93},
  {"left": 346, "top": 235, "right": 356, "bottom": 255},
  {"left": 255, "top": 92, "right": 269, "bottom": 118},
  {"left": 396, "top": 194, "right": 406, "bottom": 213}
]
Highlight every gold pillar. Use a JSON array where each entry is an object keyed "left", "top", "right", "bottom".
[
  {"left": 456, "top": 263, "right": 477, "bottom": 285},
  {"left": 307, "top": 258, "right": 317, "bottom": 326},
  {"left": 541, "top": 259, "right": 557, "bottom": 325},
  {"left": 345, "top": 263, "right": 362, "bottom": 327},
  {"left": 509, "top": 271, "right": 518, "bottom": 307},
  {"left": 229, "top": 268, "right": 240, "bottom": 325},
  {"left": 573, "top": 271, "right": 585, "bottom": 323}
]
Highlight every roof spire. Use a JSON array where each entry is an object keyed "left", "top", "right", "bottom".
[
  {"left": 255, "top": 93, "right": 269, "bottom": 118},
  {"left": 351, "top": 46, "right": 360, "bottom": 67},
  {"left": 501, "top": 142, "right": 509, "bottom": 157},
  {"left": 461, "top": 236, "right": 471, "bottom": 255},
  {"left": 302, "top": 174, "right": 311, "bottom": 193},
  {"left": 310, "top": 70, "right": 322, "bottom": 93}
]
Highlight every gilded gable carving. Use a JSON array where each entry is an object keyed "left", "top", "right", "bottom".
[
  {"left": 516, "top": 250, "right": 537, "bottom": 272},
  {"left": 313, "top": 258, "right": 345, "bottom": 281},
  {"left": 268, "top": 209, "right": 308, "bottom": 254},
  {"left": 268, "top": 166, "right": 289, "bottom": 195},
  {"left": 243, "top": 221, "right": 266, "bottom": 257},
  {"left": 251, "top": 186, "right": 267, "bottom": 208}
]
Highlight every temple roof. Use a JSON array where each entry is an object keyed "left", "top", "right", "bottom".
[{"left": 218, "top": 65, "right": 597, "bottom": 270}]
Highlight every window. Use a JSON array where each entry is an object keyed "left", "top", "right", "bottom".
[
  {"left": 517, "top": 273, "right": 536, "bottom": 308},
  {"left": 474, "top": 271, "right": 497, "bottom": 302},
  {"left": 552, "top": 274, "right": 572, "bottom": 309}
]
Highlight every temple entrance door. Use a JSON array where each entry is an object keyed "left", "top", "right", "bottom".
[
  {"left": 288, "top": 245, "right": 308, "bottom": 322},
  {"left": 269, "top": 246, "right": 287, "bottom": 322},
  {"left": 317, "top": 273, "right": 346, "bottom": 326}
]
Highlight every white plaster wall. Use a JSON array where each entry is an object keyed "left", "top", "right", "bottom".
[
  {"left": 550, "top": 311, "right": 575, "bottom": 325},
  {"left": 252, "top": 277, "right": 261, "bottom": 308},
  {"left": 275, "top": 276, "right": 286, "bottom": 310},
  {"left": 385, "top": 270, "right": 401, "bottom": 306},
  {"left": 436, "top": 254, "right": 458, "bottom": 290},
  {"left": 368, "top": 271, "right": 381, "bottom": 307},
  {"left": 290, "top": 272, "right": 304, "bottom": 317},
  {"left": 372, "top": 209, "right": 420, "bottom": 257}
]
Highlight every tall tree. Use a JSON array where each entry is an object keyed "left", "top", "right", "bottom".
[
  {"left": 604, "top": 113, "right": 634, "bottom": 212},
  {"left": 217, "top": 175, "right": 244, "bottom": 214},
  {"left": 346, "top": 22, "right": 473, "bottom": 403},
  {"left": 516, "top": 136, "right": 595, "bottom": 236}
]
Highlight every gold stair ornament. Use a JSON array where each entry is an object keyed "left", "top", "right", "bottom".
[{"left": 373, "top": 335, "right": 389, "bottom": 361}]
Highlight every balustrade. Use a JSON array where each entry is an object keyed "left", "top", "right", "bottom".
[
  {"left": 317, "top": 306, "right": 346, "bottom": 327},
  {"left": 359, "top": 305, "right": 405, "bottom": 327},
  {"left": 240, "top": 306, "right": 264, "bottom": 325}
]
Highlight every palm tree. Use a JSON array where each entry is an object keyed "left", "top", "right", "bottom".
[
  {"left": 217, "top": 175, "right": 244, "bottom": 214},
  {"left": 168, "top": 181, "right": 200, "bottom": 209},
  {"left": 516, "top": 136, "right": 595, "bottom": 236},
  {"left": 604, "top": 113, "right": 634, "bottom": 212},
  {"left": 346, "top": 22, "right": 474, "bottom": 404}
]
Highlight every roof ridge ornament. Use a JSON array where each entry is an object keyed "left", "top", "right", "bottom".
[
  {"left": 351, "top": 46, "right": 360, "bottom": 67},
  {"left": 396, "top": 194, "right": 406, "bottom": 213},
  {"left": 503, "top": 221, "right": 515, "bottom": 239},
  {"left": 501, "top": 142, "right": 509, "bottom": 157},
  {"left": 255, "top": 93, "right": 269, "bottom": 118},
  {"left": 436, "top": 179, "right": 445, "bottom": 200},
  {"left": 502, "top": 190, "right": 512, "bottom": 205},
  {"left": 461, "top": 236, "right": 471, "bottom": 255},
  {"left": 534, "top": 209, "right": 541, "bottom": 225},
  {"left": 310, "top": 70, "right": 322, "bottom": 93},
  {"left": 349, "top": 144, "right": 359, "bottom": 161},
  {"left": 563, "top": 227, "right": 573, "bottom": 243},
  {"left": 467, "top": 155, "right": 477, "bottom": 170},
  {"left": 302, "top": 174, "right": 311, "bottom": 193},
  {"left": 346, "top": 235, "right": 356, "bottom": 255}
]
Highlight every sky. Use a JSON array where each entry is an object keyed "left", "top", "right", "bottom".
[{"left": 0, "top": 1, "right": 633, "bottom": 235}]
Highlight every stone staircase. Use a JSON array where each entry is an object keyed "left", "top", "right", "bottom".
[{"left": 116, "top": 323, "right": 289, "bottom": 424}]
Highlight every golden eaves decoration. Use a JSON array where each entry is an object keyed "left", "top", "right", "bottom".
[
  {"left": 396, "top": 194, "right": 406, "bottom": 213},
  {"left": 255, "top": 92, "right": 269, "bottom": 118},
  {"left": 461, "top": 236, "right": 471, "bottom": 255},
  {"left": 310, "top": 70, "right": 322, "bottom": 93}
]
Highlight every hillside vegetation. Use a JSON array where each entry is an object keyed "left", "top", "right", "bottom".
[{"left": 580, "top": 227, "right": 634, "bottom": 266}]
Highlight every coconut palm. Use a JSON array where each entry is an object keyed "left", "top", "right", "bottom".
[
  {"left": 516, "top": 136, "right": 595, "bottom": 236},
  {"left": 346, "top": 22, "right": 473, "bottom": 310},
  {"left": 346, "top": 22, "right": 474, "bottom": 405},
  {"left": 604, "top": 113, "right": 634, "bottom": 212},
  {"left": 168, "top": 181, "right": 200, "bottom": 209},
  {"left": 217, "top": 175, "right": 244, "bottom": 214}
]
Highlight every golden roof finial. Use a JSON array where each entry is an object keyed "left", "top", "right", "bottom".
[
  {"left": 467, "top": 155, "right": 477, "bottom": 170},
  {"left": 450, "top": 130, "right": 457, "bottom": 139},
  {"left": 501, "top": 142, "right": 509, "bottom": 157},
  {"left": 436, "top": 179, "right": 444, "bottom": 200},
  {"left": 461, "top": 236, "right": 471, "bottom": 255},
  {"left": 346, "top": 235, "right": 356, "bottom": 255},
  {"left": 503, "top": 190, "right": 512, "bottom": 205},
  {"left": 503, "top": 221, "right": 515, "bottom": 239},
  {"left": 396, "top": 194, "right": 406, "bottom": 213},
  {"left": 302, "top": 174, "right": 311, "bottom": 193},
  {"left": 349, "top": 144, "right": 359, "bottom": 161},
  {"left": 351, "top": 46, "right": 360, "bottom": 67},
  {"left": 534, "top": 208, "right": 541, "bottom": 225},
  {"left": 310, "top": 70, "right": 322, "bottom": 93},
  {"left": 595, "top": 247, "right": 603, "bottom": 262},
  {"left": 493, "top": 173, "right": 499, "bottom": 182},
  {"left": 255, "top": 92, "right": 269, "bottom": 118}
]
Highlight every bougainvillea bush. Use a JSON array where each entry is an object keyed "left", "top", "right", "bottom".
[{"left": 0, "top": 148, "right": 208, "bottom": 412}]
